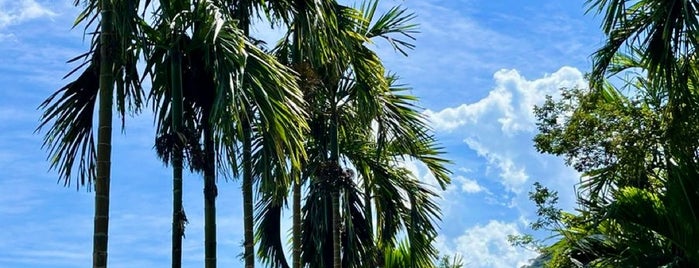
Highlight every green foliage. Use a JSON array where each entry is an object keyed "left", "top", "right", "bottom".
[
  {"left": 519, "top": 75, "right": 699, "bottom": 266},
  {"left": 435, "top": 254, "right": 465, "bottom": 268}
]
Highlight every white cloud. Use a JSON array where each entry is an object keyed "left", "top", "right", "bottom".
[
  {"left": 454, "top": 175, "right": 484, "bottom": 194},
  {"left": 464, "top": 138, "right": 529, "bottom": 193},
  {"left": 0, "top": 0, "right": 56, "bottom": 29},
  {"left": 425, "top": 66, "right": 584, "bottom": 194},
  {"left": 417, "top": 68, "right": 585, "bottom": 264},
  {"left": 425, "top": 66, "right": 585, "bottom": 134},
  {"left": 441, "top": 220, "right": 538, "bottom": 268}
]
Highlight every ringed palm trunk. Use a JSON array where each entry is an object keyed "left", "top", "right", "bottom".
[
  {"left": 291, "top": 8, "right": 304, "bottom": 267},
  {"left": 204, "top": 116, "right": 217, "bottom": 268},
  {"left": 364, "top": 178, "right": 374, "bottom": 265},
  {"left": 330, "top": 109, "right": 341, "bottom": 268},
  {"left": 242, "top": 109, "right": 254, "bottom": 268},
  {"left": 236, "top": 12, "right": 255, "bottom": 267},
  {"left": 94, "top": 3, "right": 115, "bottom": 267},
  {"left": 292, "top": 170, "right": 302, "bottom": 268},
  {"left": 331, "top": 191, "right": 340, "bottom": 268},
  {"left": 171, "top": 48, "right": 185, "bottom": 268}
]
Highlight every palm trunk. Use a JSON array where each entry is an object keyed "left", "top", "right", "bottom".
[
  {"left": 93, "top": 3, "right": 114, "bottom": 268},
  {"left": 236, "top": 12, "right": 255, "bottom": 267},
  {"left": 171, "top": 48, "right": 184, "bottom": 268},
  {"left": 204, "top": 121, "right": 217, "bottom": 268},
  {"left": 291, "top": 8, "right": 304, "bottom": 267},
  {"left": 330, "top": 110, "right": 341, "bottom": 268},
  {"left": 331, "top": 192, "right": 341, "bottom": 268},
  {"left": 364, "top": 179, "right": 374, "bottom": 265},
  {"left": 242, "top": 109, "right": 254, "bottom": 268},
  {"left": 292, "top": 170, "right": 302, "bottom": 268}
]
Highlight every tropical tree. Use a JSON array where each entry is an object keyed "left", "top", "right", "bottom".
[
  {"left": 146, "top": 1, "right": 306, "bottom": 267},
  {"left": 146, "top": 1, "right": 192, "bottom": 267},
  {"left": 254, "top": 1, "right": 451, "bottom": 267},
  {"left": 37, "top": 0, "right": 145, "bottom": 267},
  {"left": 339, "top": 77, "right": 450, "bottom": 267},
  {"left": 523, "top": 0, "right": 699, "bottom": 265},
  {"left": 513, "top": 61, "right": 699, "bottom": 266},
  {"left": 226, "top": 1, "right": 303, "bottom": 266},
  {"left": 585, "top": 0, "right": 699, "bottom": 226},
  {"left": 253, "top": 1, "right": 344, "bottom": 267}
]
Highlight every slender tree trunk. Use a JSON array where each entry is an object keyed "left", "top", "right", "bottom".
[
  {"left": 292, "top": 171, "right": 302, "bottom": 268},
  {"left": 235, "top": 9, "right": 255, "bottom": 267},
  {"left": 331, "top": 191, "right": 341, "bottom": 268},
  {"left": 291, "top": 15, "right": 303, "bottom": 268},
  {"left": 204, "top": 122, "right": 217, "bottom": 268},
  {"left": 364, "top": 179, "right": 374, "bottom": 265},
  {"left": 329, "top": 110, "right": 341, "bottom": 268},
  {"left": 242, "top": 109, "right": 254, "bottom": 268},
  {"left": 364, "top": 181, "right": 372, "bottom": 232},
  {"left": 93, "top": 3, "right": 114, "bottom": 268},
  {"left": 171, "top": 48, "right": 184, "bottom": 268}
]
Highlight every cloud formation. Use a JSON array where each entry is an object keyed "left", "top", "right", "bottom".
[
  {"left": 426, "top": 66, "right": 584, "bottom": 193},
  {"left": 454, "top": 175, "right": 485, "bottom": 194},
  {"left": 0, "top": 0, "right": 55, "bottom": 29},
  {"left": 453, "top": 220, "right": 537, "bottom": 268},
  {"left": 428, "top": 67, "right": 585, "bottom": 267},
  {"left": 425, "top": 66, "right": 585, "bottom": 134}
]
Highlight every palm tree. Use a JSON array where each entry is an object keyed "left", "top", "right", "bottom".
[
  {"left": 315, "top": 3, "right": 450, "bottom": 267},
  {"left": 254, "top": 2, "right": 450, "bottom": 267},
  {"left": 339, "top": 76, "right": 450, "bottom": 267},
  {"left": 252, "top": 1, "right": 344, "bottom": 267},
  {"left": 145, "top": 1, "right": 191, "bottom": 267},
  {"left": 37, "top": 1, "right": 144, "bottom": 267},
  {"left": 227, "top": 2, "right": 298, "bottom": 266},
  {"left": 147, "top": 1, "right": 306, "bottom": 267}
]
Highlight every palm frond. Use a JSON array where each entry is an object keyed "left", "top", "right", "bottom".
[
  {"left": 37, "top": 51, "right": 99, "bottom": 188},
  {"left": 359, "top": 0, "right": 418, "bottom": 56},
  {"left": 255, "top": 192, "right": 291, "bottom": 268}
]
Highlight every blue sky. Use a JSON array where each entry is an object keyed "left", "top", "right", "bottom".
[{"left": 0, "top": 0, "right": 604, "bottom": 267}]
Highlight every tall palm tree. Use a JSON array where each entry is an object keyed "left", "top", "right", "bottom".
[
  {"left": 227, "top": 2, "right": 296, "bottom": 266},
  {"left": 146, "top": 3, "right": 224, "bottom": 267},
  {"left": 37, "top": 1, "right": 144, "bottom": 267},
  {"left": 251, "top": 1, "right": 343, "bottom": 267},
  {"left": 253, "top": 2, "right": 356, "bottom": 267},
  {"left": 145, "top": 1, "right": 191, "bottom": 267},
  {"left": 170, "top": 54, "right": 185, "bottom": 268},
  {"left": 254, "top": 2, "right": 450, "bottom": 267},
  {"left": 310, "top": 3, "right": 449, "bottom": 267},
  {"left": 147, "top": 1, "right": 306, "bottom": 267}
]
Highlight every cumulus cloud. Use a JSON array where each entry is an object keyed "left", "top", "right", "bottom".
[
  {"left": 419, "top": 67, "right": 586, "bottom": 268},
  {"left": 425, "top": 66, "right": 585, "bottom": 134},
  {"left": 464, "top": 138, "right": 529, "bottom": 193},
  {"left": 425, "top": 66, "right": 584, "bottom": 194},
  {"left": 0, "top": 0, "right": 56, "bottom": 29},
  {"left": 454, "top": 175, "right": 485, "bottom": 194},
  {"left": 447, "top": 220, "right": 538, "bottom": 268}
]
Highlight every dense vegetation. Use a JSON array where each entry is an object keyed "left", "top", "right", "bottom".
[
  {"left": 36, "top": 0, "right": 454, "bottom": 267},
  {"left": 514, "top": 0, "right": 699, "bottom": 267}
]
